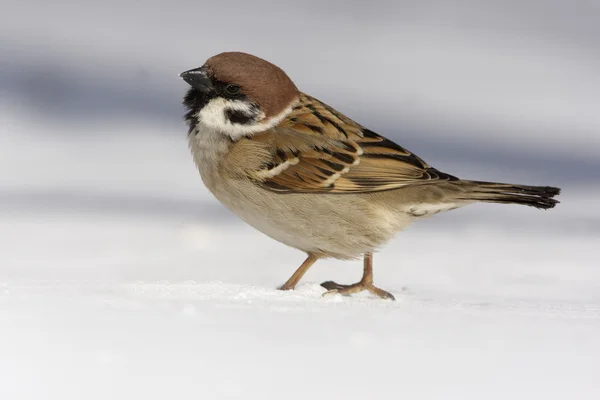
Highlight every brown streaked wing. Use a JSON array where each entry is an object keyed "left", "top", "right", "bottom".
[{"left": 246, "top": 94, "right": 457, "bottom": 193}]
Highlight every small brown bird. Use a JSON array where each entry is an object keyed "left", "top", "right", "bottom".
[{"left": 180, "top": 52, "right": 560, "bottom": 300}]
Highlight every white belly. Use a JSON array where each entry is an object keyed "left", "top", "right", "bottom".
[{"left": 188, "top": 127, "right": 413, "bottom": 259}]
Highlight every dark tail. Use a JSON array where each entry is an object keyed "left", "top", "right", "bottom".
[{"left": 458, "top": 181, "right": 561, "bottom": 210}]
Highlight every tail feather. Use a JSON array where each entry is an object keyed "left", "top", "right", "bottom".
[{"left": 458, "top": 181, "right": 561, "bottom": 210}]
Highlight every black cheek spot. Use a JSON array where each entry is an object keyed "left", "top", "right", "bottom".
[{"left": 225, "top": 108, "right": 255, "bottom": 125}]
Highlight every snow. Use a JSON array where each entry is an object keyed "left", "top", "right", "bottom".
[
  {"left": 1, "top": 1, "right": 600, "bottom": 397},
  {"left": 1, "top": 110, "right": 599, "bottom": 400}
]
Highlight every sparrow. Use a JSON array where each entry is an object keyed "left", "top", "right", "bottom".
[{"left": 180, "top": 52, "right": 560, "bottom": 300}]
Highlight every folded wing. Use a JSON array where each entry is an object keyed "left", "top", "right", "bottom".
[{"left": 245, "top": 93, "right": 457, "bottom": 194}]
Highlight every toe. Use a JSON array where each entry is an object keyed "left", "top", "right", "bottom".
[
  {"left": 369, "top": 287, "right": 395, "bottom": 301},
  {"left": 322, "top": 289, "right": 341, "bottom": 297},
  {"left": 320, "top": 281, "right": 348, "bottom": 291},
  {"left": 321, "top": 282, "right": 396, "bottom": 300}
]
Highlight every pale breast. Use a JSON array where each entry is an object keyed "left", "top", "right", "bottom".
[
  {"left": 187, "top": 126, "right": 413, "bottom": 259},
  {"left": 187, "top": 126, "right": 230, "bottom": 192}
]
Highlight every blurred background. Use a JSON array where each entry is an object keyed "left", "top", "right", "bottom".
[
  {"left": 1, "top": 0, "right": 598, "bottom": 281},
  {"left": 1, "top": 1, "right": 600, "bottom": 399}
]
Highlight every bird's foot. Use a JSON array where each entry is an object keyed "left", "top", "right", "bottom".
[{"left": 320, "top": 281, "right": 395, "bottom": 300}]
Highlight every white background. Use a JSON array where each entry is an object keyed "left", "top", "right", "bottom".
[{"left": 1, "top": 1, "right": 599, "bottom": 399}]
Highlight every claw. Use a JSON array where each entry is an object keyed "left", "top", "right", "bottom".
[
  {"left": 322, "top": 288, "right": 341, "bottom": 298},
  {"left": 320, "top": 281, "right": 395, "bottom": 300},
  {"left": 320, "top": 280, "right": 349, "bottom": 291}
]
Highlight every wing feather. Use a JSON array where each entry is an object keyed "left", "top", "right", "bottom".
[{"left": 244, "top": 93, "right": 457, "bottom": 193}]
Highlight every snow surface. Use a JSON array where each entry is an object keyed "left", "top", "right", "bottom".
[
  {"left": 1, "top": 2, "right": 600, "bottom": 396},
  {"left": 1, "top": 106, "right": 599, "bottom": 400}
]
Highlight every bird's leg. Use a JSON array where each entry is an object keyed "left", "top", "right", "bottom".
[
  {"left": 279, "top": 253, "right": 319, "bottom": 291},
  {"left": 321, "top": 253, "right": 395, "bottom": 300}
]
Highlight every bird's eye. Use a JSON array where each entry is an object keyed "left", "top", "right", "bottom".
[{"left": 225, "top": 84, "right": 241, "bottom": 96}]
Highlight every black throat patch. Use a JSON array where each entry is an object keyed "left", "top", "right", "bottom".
[{"left": 183, "top": 88, "right": 212, "bottom": 135}]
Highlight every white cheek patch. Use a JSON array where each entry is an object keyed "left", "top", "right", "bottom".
[
  {"left": 197, "top": 97, "right": 259, "bottom": 131},
  {"left": 197, "top": 97, "right": 297, "bottom": 140}
]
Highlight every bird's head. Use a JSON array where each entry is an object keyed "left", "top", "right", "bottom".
[{"left": 181, "top": 52, "right": 299, "bottom": 139}]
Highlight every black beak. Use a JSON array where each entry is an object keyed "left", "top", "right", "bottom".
[{"left": 179, "top": 67, "right": 213, "bottom": 92}]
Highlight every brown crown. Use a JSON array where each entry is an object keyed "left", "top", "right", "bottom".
[{"left": 204, "top": 52, "right": 299, "bottom": 118}]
